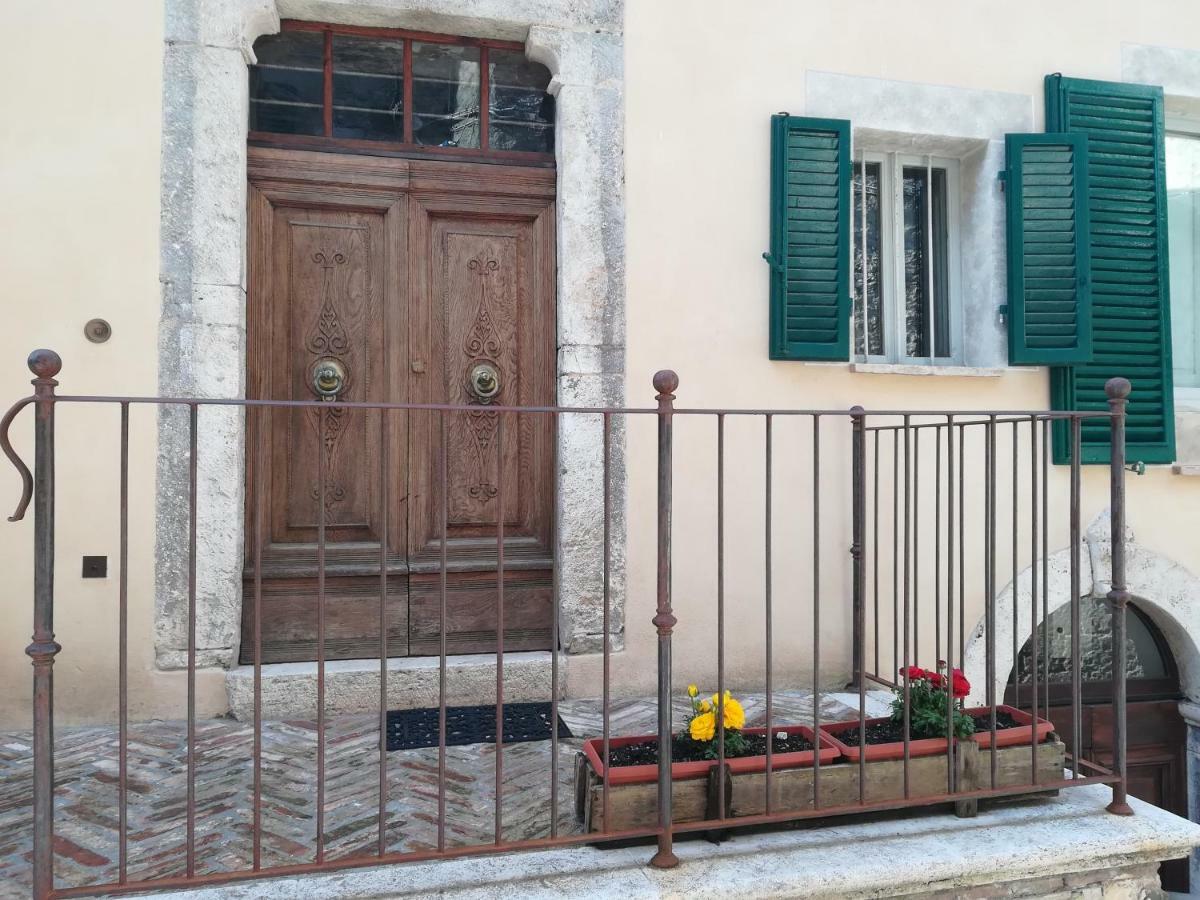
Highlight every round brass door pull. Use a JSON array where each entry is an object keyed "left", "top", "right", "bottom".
[
  {"left": 468, "top": 362, "right": 501, "bottom": 402},
  {"left": 311, "top": 358, "right": 347, "bottom": 400}
]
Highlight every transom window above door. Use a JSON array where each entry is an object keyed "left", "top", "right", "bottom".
[
  {"left": 852, "top": 153, "right": 962, "bottom": 364},
  {"left": 248, "top": 22, "right": 555, "bottom": 162}
]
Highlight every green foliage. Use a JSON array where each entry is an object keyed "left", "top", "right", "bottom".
[{"left": 891, "top": 667, "right": 975, "bottom": 740}]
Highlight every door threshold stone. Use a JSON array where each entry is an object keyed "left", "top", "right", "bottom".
[{"left": 226, "top": 652, "right": 557, "bottom": 721}]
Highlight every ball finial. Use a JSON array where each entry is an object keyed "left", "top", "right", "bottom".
[
  {"left": 1104, "top": 377, "right": 1131, "bottom": 401},
  {"left": 27, "top": 349, "right": 62, "bottom": 381},
  {"left": 652, "top": 370, "right": 679, "bottom": 397}
]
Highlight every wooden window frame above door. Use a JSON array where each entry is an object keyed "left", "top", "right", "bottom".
[{"left": 248, "top": 20, "right": 557, "bottom": 168}]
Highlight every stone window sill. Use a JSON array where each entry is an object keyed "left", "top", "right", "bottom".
[
  {"left": 849, "top": 362, "right": 1035, "bottom": 378},
  {"left": 1173, "top": 464, "right": 1200, "bottom": 476}
]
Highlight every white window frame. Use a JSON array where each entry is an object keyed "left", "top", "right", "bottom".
[
  {"left": 1167, "top": 114, "right": 1200, "bottom": 404},
  {"left": 853, "top": 151, "right": 964, "bottom": 366}
]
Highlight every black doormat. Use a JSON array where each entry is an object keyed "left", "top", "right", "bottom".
[{"left": 386, "top": 702, "right": 572, "bottom": 751}]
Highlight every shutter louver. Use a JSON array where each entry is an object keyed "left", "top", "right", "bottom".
[
  {"left": 768, "top": 115, "right": 851, "bottom": 361},
  {"left": 1004, "top": 133, "right": 1092, "bottom": 365},
  {"left": 1045, "top": 75, "right": 1176, "bottom": 464}
]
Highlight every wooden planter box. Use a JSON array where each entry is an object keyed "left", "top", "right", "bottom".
[
  {"left": 820, "top": 706, "right": 1056, "bottom": 762},
  {"left": 580, "top": 725, "right": 839, "bottom": 786},
  {"left": 575, "top": 734, "right": 1066, "bottom": 833}
]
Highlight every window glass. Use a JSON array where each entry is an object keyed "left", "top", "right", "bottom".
[
  {"left": 249, "top": 32, "right": 325, "bottom": 136},
  {"left": 902, "top": 167, "right": 950, "bottom": 360},
  {"left": 332, "top": 35, "right": 404, "bottom": 142},
  {"left": 488, "top": 49, "right": 555, "bottom": 153},
  {"left": 1167, "top": 131, "right": 1200, "bottom": 389},
  {"left": 1015, "top": 599, "right": 1169, "bottom": 684},
  {"left": 853, "top": 162, "right": 885, "bottom": 357},
  {"left": 412, "top": 42, "right": 480, "bottom": 148}
]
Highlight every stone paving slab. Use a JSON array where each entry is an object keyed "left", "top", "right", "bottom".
[{"left": 0, "top": 691, "right": 879, "bottom": 898}]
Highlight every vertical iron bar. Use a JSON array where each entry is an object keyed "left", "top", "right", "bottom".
[
  {"left": 650, "top": 372, "right": 679, "bottom": 868},
  {"left": 602, "top": 413, "right": 613, "bottom": 829},
  {"left": 935, "top": 425, "right": 942, "bottom": 664},
  {"left": 987, "top": 416, "right": 998, "bottom": 788},
  {"left": 253, "top": 406, "right": 265, "bottom": 870},
  {"left": 550, "top": 410, "right": 561, "bottom": 838},
  {"left": 438, "top": 413, "right": 448, "bottom": 850},
  {"left": 316, "top": 406, "right": 327, "bottom": 862},
  {"left": 1105, "top": 379, "right": 1133, "bottom": 815},
  {"left": 1070, "top": 416, "right": 1083, "bottom": 779},
  {"left": 379, "top": 409, "right": 390, "bottom": 856},
  {"left": 958, "top": 426, "right": 965, "bottom": 664},
  {"left": 1041, "top": 418, "right": 1050, "bottom": 719},
  {"left": 901, "top": 416, "right": 910, "bottom": 798},
  {"left": 1029, "top": 415, "right": 1039, "bottom": 784},
  {"left": 913, "top": 423, "right": 920, "bottom": 666},
  {"left": 322, "top": 29, "right": 333, "bottom": 138},
  {"left": 764, "top": 414, "right": 774, "bottom": 813},
  {"left": 186, "top": 403, "right": 198, "bottom": 877},
  {"left": 716, "top": 413, "right": 726, "bottom": 819},
  {"left": 851, "top": 408, "right": 867, "bottom": 803},
  {"left": 892, "top": 429, "right": 899, "bottom": 680},
  {"left": 812, "top": 414, "right": 821, "bottom": 809},
  {"left": 873, "top": 432, "right": 880, "bottom": 677},
  {"left": 945, "top": 416, "right": 955, "bottom": 794},
  {"left": 850, "top": 408, "right": 865, "bottom": 689},
  {"left": 494, "top": 413, "right": 505, "bottom": 844},
  {"left": 716, "top": 449, "right": 728, "bottom": 826},
  {"left": 479, "top": 45, "right": 490, "bottom": 152},
  {"left": 118, "top": 402, "right": 129, "bottom": 882},
  {"left": 27, "top": 350, "right": 60, "bottom": 900},
  {"left": 1012, "top": 421, "right": 1020, "bottom": 710},
  {"left": 402, "top": 39, "right": 413, "bottom": 145}
]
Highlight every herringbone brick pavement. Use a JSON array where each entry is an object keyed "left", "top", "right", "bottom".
[{"left": 0, "top": 690, "right": 882, "bottom": 897}]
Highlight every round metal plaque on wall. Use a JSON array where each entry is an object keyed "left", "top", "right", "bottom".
[{"left": 84, "top": 319, "right": 112, "bottom": 344}]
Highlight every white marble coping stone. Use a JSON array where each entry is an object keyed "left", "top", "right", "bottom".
[{"left": 138, "top": 783, "right": 1200, "bottom": 899}]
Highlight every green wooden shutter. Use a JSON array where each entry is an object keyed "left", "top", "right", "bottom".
[
  {"left": 767, "top": 114, "right": 851, "bottom": 361},
  {"left": 1045, "top": 75, "right": 1176, "bottom": 464},
  {"left": 1004, "top": 133, "right": 1092, "bottom": 365}
]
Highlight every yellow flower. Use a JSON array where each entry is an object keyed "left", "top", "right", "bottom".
[
  {"left": 698, "top": 699, "right": 712, "bottom": 713},
  {"left": 689, "top": 711, "right": 716, "bottom": 742},
  {"left": 710, "top": 691, "right": 746, "bottom": 731},
  {"left": 686, "top": 684, "right": 698, "bottom": 698}
]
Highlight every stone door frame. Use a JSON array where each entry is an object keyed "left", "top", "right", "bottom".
[{"left": 156, "top": 0, "right": 626, "bottom": 670}]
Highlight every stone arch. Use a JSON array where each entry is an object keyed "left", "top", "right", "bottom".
[
  {"left": 962, "top": 509, "right": 1200, "bottom": 706},
  {"left": 156, "top": 0, "right": 627, "bottom": 675}
]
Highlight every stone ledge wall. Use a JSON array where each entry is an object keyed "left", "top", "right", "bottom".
[{"left": 907, "top": 862, "right": 1164, "bottom": 900}]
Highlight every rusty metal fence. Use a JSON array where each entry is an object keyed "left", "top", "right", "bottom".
[{"left": 1, "top": 350, "right": 1132, "bottom": 899}]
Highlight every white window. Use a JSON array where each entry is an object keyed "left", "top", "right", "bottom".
[
  {"left": 851, "top": 153, "right": 962, "bottom": 365},
  {"left": 1167, "top": 118, "right": 1200, "bottom": 393}
]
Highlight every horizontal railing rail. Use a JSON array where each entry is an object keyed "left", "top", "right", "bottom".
[{"left": 2, "top": 349, "right": 1130, "bottom": 899}]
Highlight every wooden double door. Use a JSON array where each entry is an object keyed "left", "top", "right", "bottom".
[{"left": 241, "top": 148, "right": 556, "bottom": 664}]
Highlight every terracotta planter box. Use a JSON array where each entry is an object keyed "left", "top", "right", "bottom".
[
  {"left": 580, "top": 724, "right": 840, "bottom": 787},
  {"left": 575, "top": 734, "right": 1066, "bottom": 834},
  {"left": 820, "top": 705, "right": 1056, "bottom": 763}
]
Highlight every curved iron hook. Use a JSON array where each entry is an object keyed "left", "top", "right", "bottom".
[{"left": 0, "top": 396, "right": 34, "bottom": 522}]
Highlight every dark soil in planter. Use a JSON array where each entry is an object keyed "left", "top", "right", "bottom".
[
  {"left": 836, "top": 710, "right": 1023, "bottom": 745},
  {"left": 607, "top": 732, "right": 815, "bottom": 767}
]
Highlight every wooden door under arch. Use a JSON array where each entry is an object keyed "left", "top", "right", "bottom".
[
  {"left": 241, "top": 147, "right": 556, "bottom": 664},
  {"left": 1007, "top": 598, "right": 1189, "bottom": 892}
]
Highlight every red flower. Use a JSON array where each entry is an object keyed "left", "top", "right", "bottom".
[
  {"left": 951, "top": 669, "right": 970, "bottom": 698},
  {"left": 900, "top": 665, "right": 928, "bottom": 680},
  {"left": 928, "top": 673, "right": 947, "bottom": 689}
]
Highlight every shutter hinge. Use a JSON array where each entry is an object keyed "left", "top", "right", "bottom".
[
  {"left": 762, "top": 251, "right": 784, "bottom": 274},
  {"left": 997, "top": 170, "right": 1006, "bottom": 193},
  {"left": 998, "top": 304, "right": 1008, "bottom": 325}
]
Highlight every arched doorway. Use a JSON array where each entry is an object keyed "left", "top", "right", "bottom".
[{"left": 1007, "top": 597, "right": 1188, "bottom": 892}]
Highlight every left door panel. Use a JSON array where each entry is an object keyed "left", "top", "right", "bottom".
[{"left": 243, "top": 177, "right": 409, "bottom": 663}]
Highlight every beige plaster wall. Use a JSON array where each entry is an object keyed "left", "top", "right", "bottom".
[
  {"left": 605, "top": 0, "right": 1200, "bottom": 701},
  {"left": 0, "top": 0, "right": 225, "bottom": 729},
  {"left": 2, "top": 0, "right": 1200, "bottom": 726}
]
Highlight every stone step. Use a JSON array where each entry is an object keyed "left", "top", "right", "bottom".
[{"left": 226, "top": 651, "right": 557, "bottom": 721}]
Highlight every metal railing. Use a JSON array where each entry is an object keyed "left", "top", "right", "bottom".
[{"left": 1, "top": 350, "right": 1132, "bottom": 899}]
